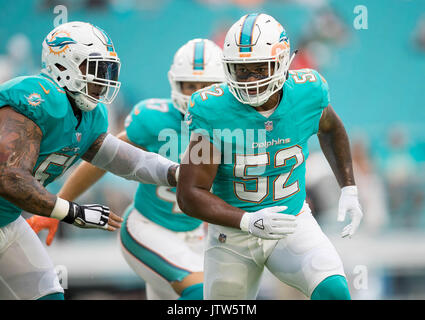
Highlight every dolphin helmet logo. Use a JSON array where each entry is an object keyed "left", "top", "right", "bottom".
[{"left": 46, "top": 30, "right": 76, "bottom": 55}]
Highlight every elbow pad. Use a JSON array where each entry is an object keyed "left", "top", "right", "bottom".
[{"left": 90, "top": 134, "right": 177, "bottom": 186}]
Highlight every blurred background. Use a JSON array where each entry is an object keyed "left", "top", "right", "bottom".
[{"left": 1, "top": 0, "right": 425, "bottom": 300}]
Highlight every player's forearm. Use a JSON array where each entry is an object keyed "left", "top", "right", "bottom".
[
  {"left": 58, "top": 161, "right": 107, "bottom": 201},
  {"left": 177, "top": 186, "right": 245, "bottom": 228},
  {"left": 318, "top": 107, "right": 355, "bottom": 188},
  {"left": 0, "top": 168, "right": 56, "bottom": 216}
]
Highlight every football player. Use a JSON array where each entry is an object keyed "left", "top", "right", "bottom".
[
  {"left": 0, "top": 21, "right": 178, "bottom": 300},
  {"left": 27, "top": 39, "right": 225, "bottom": 299},
  {"left": 177, "top": 13, "right": 363, "bottom": 300}
]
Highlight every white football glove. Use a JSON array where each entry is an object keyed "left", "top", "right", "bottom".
[
  {"left": 337, "top": 185, "right": 363, "bottom": 238},
  {"left": 240, "top": 206, "right": 297, "bottom": 240}
]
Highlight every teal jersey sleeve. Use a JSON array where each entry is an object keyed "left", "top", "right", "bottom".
[
  {"left": 287, "top": 68, "right": 330, "bottom": 139},
  {"left": 125, "top": 99, "right": 174, "bottom": 147},
  {"left": 184, "top": 84, "right": 228, "bottom": 150},
  {"left": 0, "top": 75, "right": 68, "bottom": 135}
]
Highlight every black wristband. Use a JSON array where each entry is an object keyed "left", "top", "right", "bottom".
[{"left": 62, "top": 202, "right": 77, "bottom": 224}]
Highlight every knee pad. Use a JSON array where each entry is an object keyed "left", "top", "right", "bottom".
[
  {"left": 178, "top": 283, "right": 203, "bottom": 300},
  {"left": 311, "top": 275, "right": 351, "bottom": 300},
  {"left": 206, "top": 260, "right": 249, "bottom": 299},
  {"left": 209, "top": 279, "right": 247, "bottom": 300}
]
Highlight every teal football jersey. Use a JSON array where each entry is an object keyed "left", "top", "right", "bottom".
[
  {"left": 0, "top": 73, "right": 108, "bottom": 227},
  {"left": 185, "top": 68, "right": 330, "bottom": 216},
  {"left": 125, "top": 98, "right": 202, "bottom": 232}
]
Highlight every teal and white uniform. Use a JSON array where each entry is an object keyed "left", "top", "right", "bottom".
[
  {"left": 119, "top": 98, "right": 204, "bottom": 300},
  {"left": 186, "top": 69, "right": 347, "bottom": 299},
  {"left": 186, "top": 69, "right": 330, "bottom": 216},
  {"left": 124, "top": 98, "right": 201, "bottom": 232},
  {"left": 0, "top": 73, "right": 108, "bottom": 227},
  {"left": 0, "top": 73, "right": 108, "bottom": 299}
]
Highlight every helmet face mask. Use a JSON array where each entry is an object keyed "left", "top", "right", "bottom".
[
  {"left": 222, "top": 13, "right": 293, "bottom": 107},
  {"left": 42, "top": 22, "right": 121, "bottom": 111},
  {"left": 168, "top": 39, "right": 225, "bottom": 114},
  {"left": 78, "top": 55, "right": 120, "bottom": 106}
]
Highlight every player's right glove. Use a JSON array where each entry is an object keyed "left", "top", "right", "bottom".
[{"left": 239, "top": 206, "right": 297, "bottom": 240}]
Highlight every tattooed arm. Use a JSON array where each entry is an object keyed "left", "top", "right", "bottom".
[
  {"left": 0, "top": 106, "right": 57, "bottom": 216},
  {"left": 317, "top": 105, "right": 355, "bottom": 187},
  {"left": 83, "top": 133, "right": 179, "bottom": 187},
  {"left": 81, "top": 133, "right": 108, "bottom": 163}
]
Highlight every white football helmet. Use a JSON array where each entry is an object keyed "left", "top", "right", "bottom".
[
  {"left": 222, "top": 13, "right": 295, "bottom": 107},
  {"left": 168, "top": 39, "right": 225, "bottom": 114},
  {"left": 41, "top": 21, "right": 121, "bottom": 111}
]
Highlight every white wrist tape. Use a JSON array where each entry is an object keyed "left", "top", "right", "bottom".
[
  {"left": 341, "top": 185, "right": 358, "bottom": 196},
  {"left": 50, "top": 197, "right": 70, "bottom": 220},
  {"left": 240, "top": 212, "right": 251, "bottom": 232},
  {"left": 90, "top": 134, "right": 177, "bottom": 186}
]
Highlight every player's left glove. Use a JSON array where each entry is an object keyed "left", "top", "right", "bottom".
[
  {"left": 337, "top": 185, "right": 363, "bottom": 238},
  {"left": 26, "top": 216, "right": 59, "bottom": 246}
]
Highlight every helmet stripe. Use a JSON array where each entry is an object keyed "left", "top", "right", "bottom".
[
  {"left": 239, "top": 13, "right": 260, "bottom": 53},
  {"left": 95, "top": 25, "right": 115, "bottom": 52},
  {"left": 193, "top": 40, "right": 205, "bottom": 70}
]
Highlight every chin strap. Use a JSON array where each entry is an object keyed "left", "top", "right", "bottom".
[
  {"left": 67, "top": 91, "right": 98, "bottom": 112},
  {"left": 288, "top": 49, "right": 298, "bottom": 68},
  {"left": 285, "top": 49, "right": 298, "bottom": 80}
]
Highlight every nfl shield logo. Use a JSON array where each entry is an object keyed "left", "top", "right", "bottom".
[
  {"left": 76, "top": 132, "right": 82, "bottom": 142},
  {"left": 265, "top": 121, "right": 273, "bottom": 132}
]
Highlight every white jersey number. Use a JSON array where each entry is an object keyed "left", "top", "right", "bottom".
[
  {"left": 234, "top": 146, "right": 304, "bottom": 203},
  {"left": 145, "top": 99, "right": 169, "bottom": 113},
  {"left": 289, "top": 69, "right": 317, "bottom": 84},
  {"left": 156, "top": 186, "right": 183, "bottom": 214},
  {"left": 34, "top": 153, "right": 77, "bottom": 185}
]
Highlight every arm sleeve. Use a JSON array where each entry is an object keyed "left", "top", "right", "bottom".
[{"left": 90, "top": 133, "right": 178, "bottom": 186}]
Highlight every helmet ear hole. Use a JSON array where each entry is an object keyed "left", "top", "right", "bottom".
[{"left": 55, "top": 63, "right": 67, "bottom": 71}]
